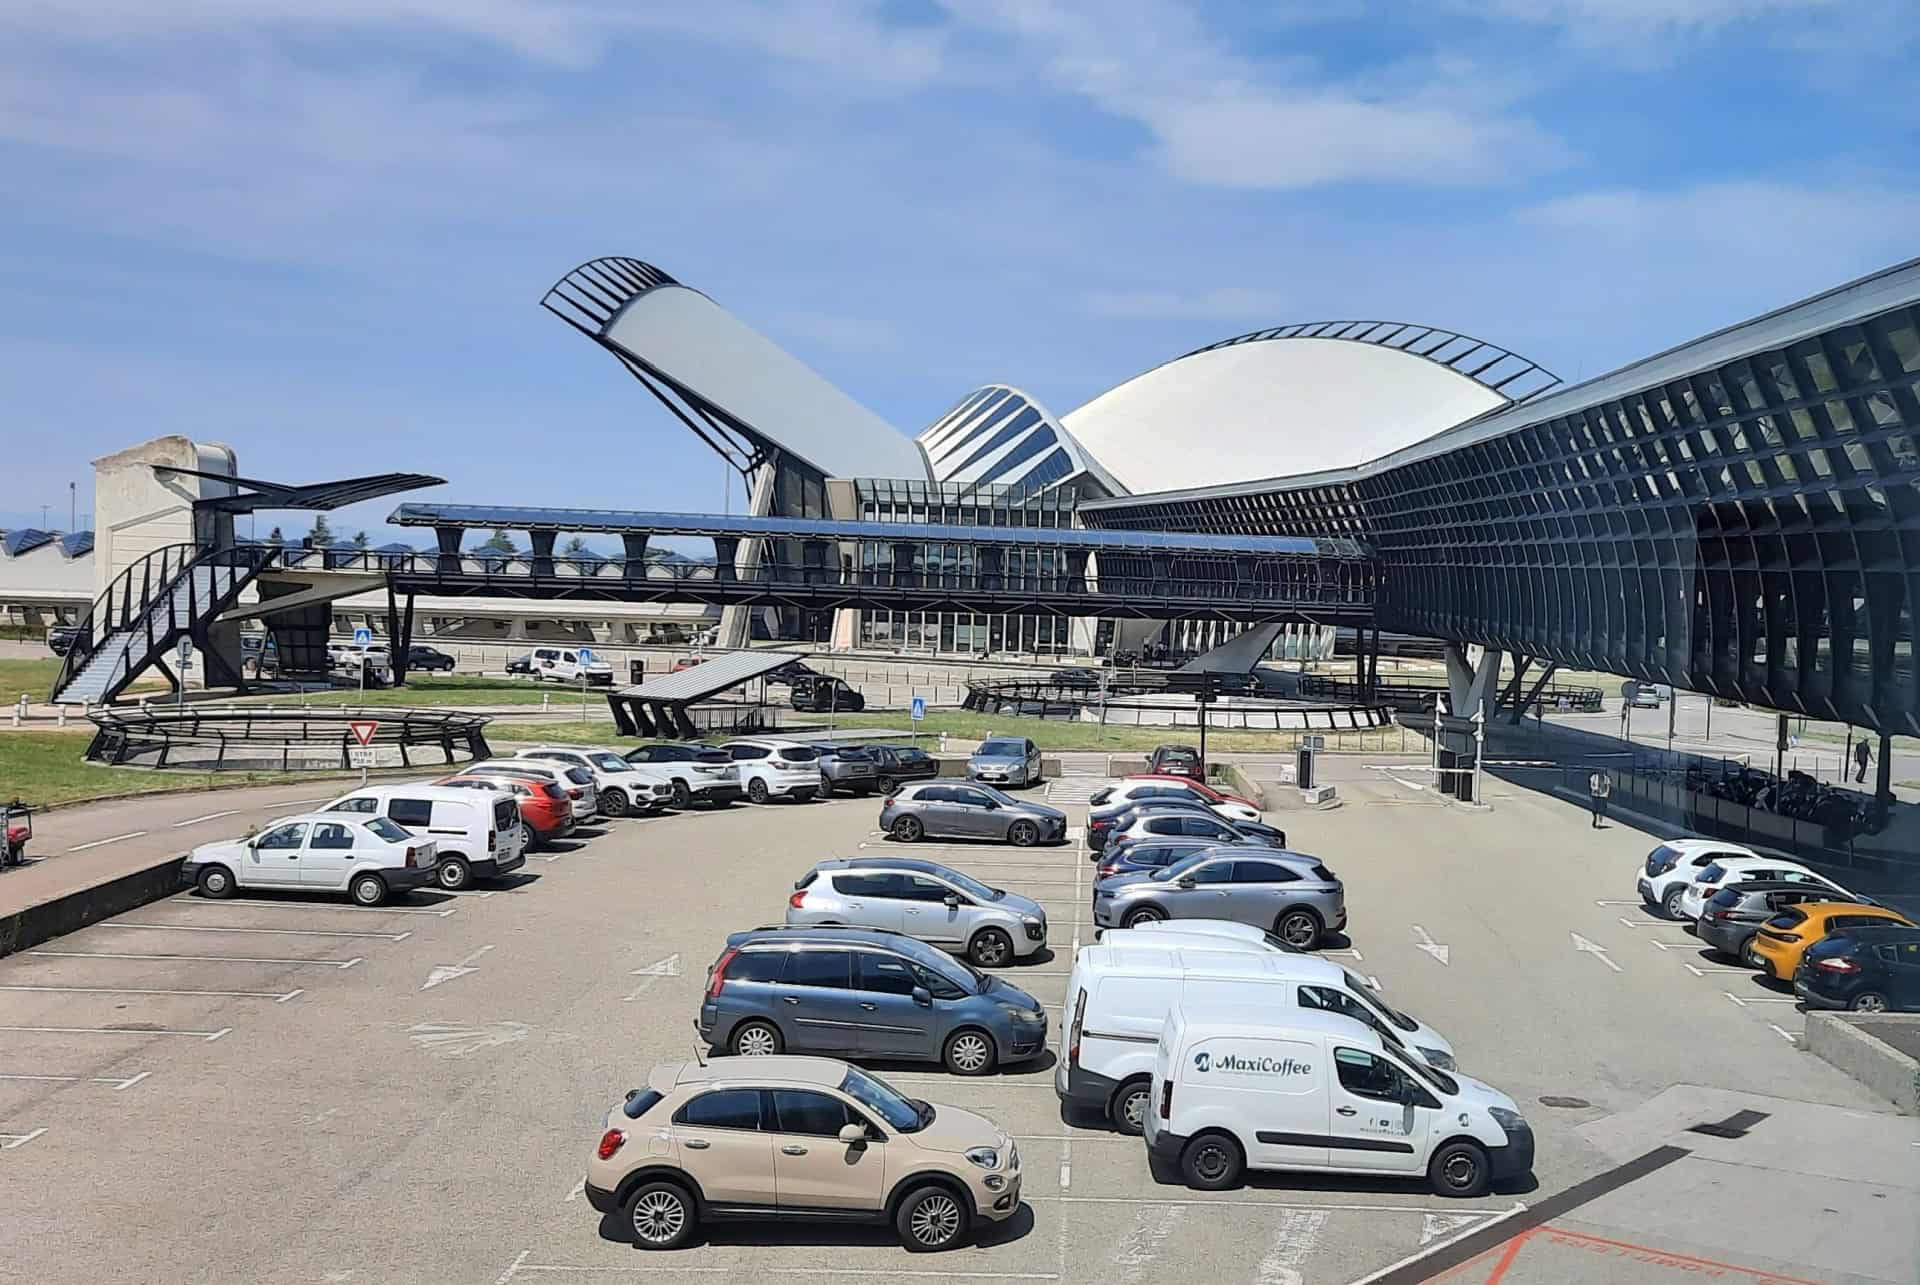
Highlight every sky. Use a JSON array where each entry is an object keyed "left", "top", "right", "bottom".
[{"left": 2, "top": 0, "right": 1916, "bottom": 547}]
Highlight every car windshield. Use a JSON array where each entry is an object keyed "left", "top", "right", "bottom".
[
  {"left": 978, "top": 740, "right": 1024, "bottom": 756},
  {"left": 1341, "top": 969, "right": 1417, "bottom": 1030},
  {"left": 839, "top": 1066, "right": 927, "bottom": 1133},
  {"left": 589, "top": 753, "right": 632, "bottom": 772},
  {"left": 936, "top": 867, "right": 1003, "bottom": 902},
  {"left": 364, "top": 817, "right": 409, "bottom": 843}
]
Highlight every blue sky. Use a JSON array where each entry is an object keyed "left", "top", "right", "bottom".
[{"left": 2, "top": 0, "right": 1916, "bottom": 547}]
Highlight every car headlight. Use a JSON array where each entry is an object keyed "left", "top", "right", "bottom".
[
  {"left": 1021, "top": 915, "right": 1043, "bottom": 927},
  {"left": 1487, "top": 1107, "right": 1528, "bottom": 1137},
  {"left": 1417, "top": 1047, "right": 1455, "bottom": 1071},
  {"left": 965, "top": 1146, "right": 1001, "bottom": 1170}
]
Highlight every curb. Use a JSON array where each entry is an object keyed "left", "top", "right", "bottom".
[
  {"left": 1804, "top": 1013, "right": 1920, "bottom": 1114},
  {"left": 0, "top": 856, "right": 187, "bottom": 960}
]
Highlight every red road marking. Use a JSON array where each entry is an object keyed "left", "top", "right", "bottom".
[{"left": 1536, "top": 1226, "right": 1827, "bottom": 1284}]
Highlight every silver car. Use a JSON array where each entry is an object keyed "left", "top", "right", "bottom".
[
  {"left": 787, "top": 857, "right": 1050, "bottom": 966},
  {"left": 968, "top": 736, "right": 1043, "bottom": 788},
  {"left": 879, "top": 781, "right": 1067, "bottom": 846},
  {"left": 1093, "top": 848, "right": 1346, "bottom": 949}
]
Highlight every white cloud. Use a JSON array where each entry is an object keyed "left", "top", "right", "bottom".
[
  {"left": 1082, "top": 286, "right": 1288, "bottom": 322},
  {"left": 1472, "top": 0, "right": 1842, "bottom": 34},
  {"left": 1518, "top": 181, "right": 1920, "bottom": 261}
]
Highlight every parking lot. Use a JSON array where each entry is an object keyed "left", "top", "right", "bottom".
[{"left": 1, "top": 762, "right": 1915, "bottom": 1285}]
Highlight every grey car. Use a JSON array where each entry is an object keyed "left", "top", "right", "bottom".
[
  {"left": 1102, "top": 808, "right": 1283, "bottom": 857},
  {"left": 1093, "top": 848, "right": 1346, "bottom": 949},
  {"left": 812, "top": 742, "right": 880, "bottom": 796},
  {"left": 879, "top": 781, "right": 1067, "bottom": 847},
  {"left": 1697, "top": 878, "right": 1856, "bottom": 966},
  {"left": 788, "top": 857, "right": 1050, "bottom": 966},
  {"left": 968, "top": 736, "right": 1043, "bottom": 788},
  {"left": 699, "top": 926, "right": 1049, "bottom": 1074}
]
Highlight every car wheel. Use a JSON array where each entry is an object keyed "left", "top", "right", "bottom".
[
  {"left": 1850, "top": 991, "right": 1890, "bottom": 1013},
  {"left": 969, "top": 927, "right": 1014, "bottom": 969},
  {"left": 1111, "top": 1078, "right": 1151, "bottom": 1136},
  {"left": 942, "top": 1028, "right": 997, "bottom": 1076},
  {"left": 747, "top": 778, "right": 770, "bottom": 804},
  {"left": 1275, "top": 908, "right": 1323, "bottom": 950},
  {"left": 1429, "top": 1139, "right": 1491, "bottom": 1197},
  {"left": 896, "top": 1183, "right": 968, "bottom": 1253},
  {"left": 876, "top": 775, "right": 897, "bottom": 794},
  {"left": 625, "top": 1180, "right": 696, "bottom": 1250},
  {"left": 196, "top": 865, "right": 237, "bottom": 899},
  {"left": 1007, "top": 819, "right": 1039, "bottom": 847},
  {"left": 1180, "top": 1131, "right": 1244, "bottom": 1190},
  {"left": 730, "top": 1019, "right": 783, "bottom": 1057},
  {"left": 670, "top": 780, "right": 691, "bottom": 809},
  {"left": 1123, "top": 906, "right": 1165, "bottom": 928},
  {"left": 350, "top": 873, "right": 387, "bottom": 907},
  {"left": 436, "top": 857, "right": 471, "bottom": 891},
  {"left": 601, "top": 788, "right": 629, "bottom": 818},
  {"left": 892, "top": 815, "right": 924, "bottom": 842},
  {"left": 1662, "top": 886, "right": 1687, "bottom": 920},
  {"left": 1741, "top": 938, "right": 1762, "bottom": 969}
]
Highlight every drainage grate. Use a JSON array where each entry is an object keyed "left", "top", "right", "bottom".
[{"left": 1538, "top": 1095, "right": 1592, "bottom": 1109}]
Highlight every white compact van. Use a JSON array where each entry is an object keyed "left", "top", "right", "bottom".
[
  {"left": 1054, "top": 944, "right": 1454, "bottom": 1135},
  {"left": 321, "top": 783, "right": 526, "bottom": 891},
  {"left": 1146, "top": 1007, "right": 1532, "bottom": 1198}
]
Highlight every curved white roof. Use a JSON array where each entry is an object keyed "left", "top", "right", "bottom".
[
  {"left": 916, "top": 384, "right": 1122, "bottom": 493},
  {"left": 1062, "top": 336, "right": 1513, "bottom": 494}
]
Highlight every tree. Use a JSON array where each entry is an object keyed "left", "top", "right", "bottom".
[
  {"left": 562, "top": 536, "right": 589, "bottom": 556},
  {"left": 351, "top": 530, "right": 370, "bottom": 549},
  {"left": 307, "top": 514, "right": 334, "bottom": 545},
  {"left": 263, "top": 526, "right": 284, "bottom": 547},
  {"left": 478, "top": 528, "right": 517, "bottom": 554}
]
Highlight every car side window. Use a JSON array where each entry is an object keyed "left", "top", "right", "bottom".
[
  {"left": 1145, "top": 817, "right": 1180, "bottom": 835},
  {"left": 727, "top": 950, "right": 786, "bottom": 984},
  {"left": 1181, "top": 816, "right": 1227, "bottom": 837},
  {"left": 730, "top": 745, "right": 768, "bottom": 760},
  {"left": 916, "top": 786, "right": 953, "bottom": 804},
  {"left": 256, "top": 822, "right": 307, "bottom": 850},
  {"left": 1334, "top": 1047, "right": 1401, "bottom": 1101},
  {"left": 1231, "top": 861, "right": 1298, "bottom": 883},
  {"left": 855, "top": 953, "right": 919, "bottom": 996},
  {"left": 1301, "top": 985, "right": 1365, "bottom": 1023},
  {"left": 770, "top": 1090, "right": 854, "bottom": 1137},
  {"left": 309, "top": 823, "right": 355, "bottom": 851},
  {"left": 782, "top": 950, "right": 852, "bottom": 989},
  {"left": 387, "top": 798, "right": 433, "bottom": 828},
  {"left": 673, "top": 1089, "right": 763, "bottom": 1131},
  {"left": 1876, "top": 944, "right": 1899, "bottom": 963},
  {"left": 913, "top": 962, "right": 968, "bottom": 1000},
  {"left": 951, "top": 788, "right": 992, "bottom": 808},
  {"left": 902, "top": 875, "right": 956, "bottom": 903},
  {"left": 327, "top": 797, "right": 377, "bottom": 814},
  {"left": 1184, "top": 861, "right": 1232, "bottom": 885}
]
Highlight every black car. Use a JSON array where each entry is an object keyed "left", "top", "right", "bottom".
[
  {"left": 46, "top": 624, "right": 85, "bottom": 657},
  {"left": 407, "top": 644, "right": 457, "bottom": 672},
  {"left": 504, "top": 653, "right": 534, "bottom": 676},
  {"left": 1795, "top": 925, "right": 1920, "bottom": 1013},
  {"left": 866, "top": 744, "right": 939, "bottom": 793},
  {"left": 1048, "top": 667, "right": 1101, "bottom": 689},
  {"left": 1697, "top": 879, "right": 1856, "bottom": 967},
  {"left": 1093, "top": 836, "right": 1227, "bottom": 881},
  {"left": 766, "top": 659, "right": 818, "bottom": 685},
  {"left": 1147, "top": 743, "right": 1204, "bottom": 780},
  {"left": 789, "top": 674, "right": 866, "bottom": 713}
]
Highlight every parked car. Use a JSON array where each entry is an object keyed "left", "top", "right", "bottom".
[
  {"left": 1751, "top": 901, "right": 1916, "bottom": 981},
  {"left": 1696, "top": 878, "right": 1860, "bottom": 967},
  {"left": 790, "top": 674, "right": 866, "bottom": 713},
  {"left": 1094, "top": 849, "right": 1342, "bottom": 947},
  {"left": 1146, "top": 1009, "right": 1530, "bottom": 1197},
  {"left": 1091, "top": 798, "right": 1285, "bottom": 854},
  {"left": 319, "top": 783, "right": 526, "bottom": 891},
  {"left": 880, "top": 781, "right": 1067, "bottom": 847},
  {"left": 788, "top": 858, "right": 1050, "bottom": 967},
  {"left": 528, "top": 646, "right": 614, "bottom": 685},
  {"left": 183, "top": 812, "right": 437, "bottom": 906},
  {"left": 700, "top": 926, "right": 1048, "bottom": 1069},
  {"left": 671, "top": 656, "right": 706, "bottom": 672},
  {"left": 1048, "top": 667, "right": 1101, "bottom": 689},
  {"left": 465, "top": 759, "right": 599, "bottom": 820},
  {"left": 45, "top": 623, "right": 85, "bottom": 656},
  {"left": 505, "top": 653, "right": 534, "bottom": 676},
  {"left": 1093, "top": 837, "right": 1228, "bottom": 881},
  {"left": 810, "top": 742, "right": 879, "bottom": 796},
  {"left": 584, "top": 1056, "right": 1023, "bottom": 1252},
  {"left": 514, "top": 745, "right": 675, "bottom": 817},
  {"left": 1147, "top": 743, "right": 1204, "bottom": 780},
  {"left": 721, "top": 738, "right": 824, "bottom": 803},
  {"left": 406, "top": 644, "right": 456, "bottom": 672},
  {"left": 1794, "top": 925, "right": 1920, "bottom": 1012},
  {"left": 624, "top": 743, "right": 744, "bottom": 808},
  {"left": 239, "top": 633, "right": 279, "bottom": 678},
  {"left": 765, "top": 659, "right": 818, "bottom": 685},
  {"left": 1102, "top": 808, "right": 1285, "bottom": 860},
  {"left": 1676, "top": 855, "right": 1837, "bottom": 922},
  {"left": 437, "top": 772, "right": 574, "bottom": 847},
  {"left": 867, "top": 743, "right": 940, "bottom": 794},
  {"left": 967, "top": 736, "right": 1043, "bottom": 788},
  {"left": 328, "top": 641, "right": 392, "bottom": 686},
  {"left": 1637, "top": 838, "right": 1762, "bottom": 920},
  {"left": 1090, "top": 777, "right": 1262, "bottom": 824}
]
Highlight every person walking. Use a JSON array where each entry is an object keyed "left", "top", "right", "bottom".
[
  {"left": 1854, "top": 737, "right": 1871, "bottom": 784},
  {"left": 1588, "top": 769, "right": 1612, "bottom": 828}
]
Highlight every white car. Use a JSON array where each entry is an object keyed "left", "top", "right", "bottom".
[
  {"left": 720, "top": 739, "right": 823, "bottom": 804},
  {"left": 466, "top": 759, "right": 600, "bottom": 820},
  {"left": 622, "top": 743, "right": 746, "bottom": 808},
  {"left": 1675, "top": 855, "right": 1844, "bottom": 923},
  {"left": 182, "top": 813, "right": 437, "bottom": 906},
  {"left": 527, "top": 646, "right": 615, "bottom": 686},
  {"left": 1637, "top": 839, "right": 1761, "bottom": 919},
  {"left": 319, "top": 783, "right": 526, "bottom": 891},
  {"left": 328, "top": 641, "right": 392, "bottom": 686},
  {"left": 1087, "top": 778, "right": 1261, "bottom": 824},
  {"left": 514, "top": 746, "right": 674, "bottom": 817}
]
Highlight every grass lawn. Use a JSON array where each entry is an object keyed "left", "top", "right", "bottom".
[
  {"left": 0, "top": 656, "right": 63, "bottom": 697},
  {"left": 238, "top": 675, "right": 603, "bottom": 709},
  {"left": 0, "top": 731, "right": 297, "bottom": 807},
  {"left": 490, "top": 720, "right": 630, "bottom": 747}
]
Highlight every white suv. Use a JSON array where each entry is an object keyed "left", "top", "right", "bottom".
[
  {"left": 515, "top": 746, "right": 675, "bottom": 817},
  {"left": 1637, "top": 839, "right": 1760, "bottom": 919},
  {"left": 528, "top": 647, "right": 614, "bottom": 685},
  {"left": 721, "top": 739, "right": 824, "bottom": 804}
]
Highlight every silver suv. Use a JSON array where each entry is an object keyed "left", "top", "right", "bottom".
[
  {"left": 788, "top": 858, "right": 1050, "bottom": 967},
  {"left": 967, "top": 736, "right": 1042, "bottom": 788},
  {"left": 880, "top": 781, "right": 1066, "bottom": 846},
  {"left": 1093, "top": 848, "right": 1345, "bottom": 948}
]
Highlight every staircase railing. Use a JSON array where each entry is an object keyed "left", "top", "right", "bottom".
[{"left": 49, "top": 543, "right": 280, "bottom": 703}]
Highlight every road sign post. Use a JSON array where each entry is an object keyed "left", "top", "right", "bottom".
[
  {"left": 910, "top": 694, "right": 925, "bottom": 748},
  {"left": 578, "top": 647, "right": 594, "bottom": 723},
  {"left": 175, "top": 638, "right": 193, "bottom": 710},
  {"left": 349, "top": 719, "right": 379, "bottom": 784}
]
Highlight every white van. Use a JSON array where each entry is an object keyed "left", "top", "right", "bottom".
[
  {"left": 1146, "top": 1007, "right": 1532, "bottom": 1198},
  {"left": 1103, "top": 920, "right": 1456, "bottom": 1068},
  {"left": 528, "top": 646, "right": 614, "bottom": 685},
  {"left": 1055, "top": 944, "right": 1454, "bottom": 1135},
  {"left": 321, "top": 783, "right": 526, "bottom": 891}
]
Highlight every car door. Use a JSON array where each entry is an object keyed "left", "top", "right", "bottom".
[
  {"left": 772, "top": 949, "right": 866, "bottom": 1054},
  {"left": 853, "top": 950, "right": 937, "bottom": 1058},
  {"left": 1888, "top": 941, "right": 1920, "bottom": 1008},
  {"left": 909, "top": 785, "right": 956, "bottom": 837},
  {"left": 1226, "top": 858, "right": 1302, "bottom": 924},
  {"left": 244, "top": 821, "right": 308, "bottom": 888},
  {"left": 1326, "top": 1046, "right": 1430, "bottom": 1173},
  {"left": 768, "top": 1089, "right": 887, "bottom": 1212},
  {"left": 899, "top": 874, "right": 969, "bottom": 944},
  {"left": 1181, "top": 814, "right": 1238, "bottom": 845},
  {"left": 833, "top": 873, "right": 905, "bottom": 932},
  {"left": 302, "top": 821, "right": 360, "bottom": 889},
  {"left": 1164, "top": 857, "right": 1234, "bottom": 919},
  {"left": 669, "top": 1088, "right": 775, "bottom": 1207},
  {"left": 947, "top": 786, "right": 998, "bottom": 838}
]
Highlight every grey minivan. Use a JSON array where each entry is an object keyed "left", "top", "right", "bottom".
[
  {"left": 699, "top": 926, "right": 1050, "bottom": 1075},
  {"left": 880, "top": 781, "right": 1067, "bottom": 846}
]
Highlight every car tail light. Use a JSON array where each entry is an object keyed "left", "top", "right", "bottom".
[
  {"left": 1068, "top": 990, "right": 1087, "bottom": 1069},
  {"left": 597, "top": 1128, "right": 627, "bottom": 1160},
  {"left": 568, "top": 788, "right": 583, "bottom": 800},
  {"left": 404, "top": 846, "right": 420, "bottom": 867},
  {"left": 707, "top": 947, "right": 738, "bottom": 998},
  {"left": 487, "top": 829, "right": 497, "bottom": 851},
  {"left": 1097, "top": 865, "right": 1118, "bottom": 878},
  {"left": 789, "top": 890, "right": 807, "bottom": 910},
  {"left": 1815, "top": 957, "right": 1861, "bottom": 974},
  {"left": 1158, "top": 1078, "right": 1173, "bottom": 1120}
]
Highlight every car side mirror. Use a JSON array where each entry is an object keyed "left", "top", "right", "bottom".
[
  {"left": 982, "top": 800, "right": 999, "bottom": 810},
  {"left": 838, "top": 1122, "right": 869, "bottom": 1146},
  {"left": 911, "top": 986, "right": 932, "bottom": 1007},
  {"left": 942, "top": 893, "right": 962, "bottom": 908},
  {"left": 1176, "top": 877, "right": 1196, "bottom": 890}
]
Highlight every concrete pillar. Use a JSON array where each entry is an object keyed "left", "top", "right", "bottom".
[
  {"left": 529, "top": 531, "right": 556, "bottom": 578},
  {"left": 621, "top": 533, "right": 649, "bottom": 578},
  {"left": 435, "top": 527, "right": 462, "bottom": 574}
]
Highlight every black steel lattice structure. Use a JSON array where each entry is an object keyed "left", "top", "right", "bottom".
[
  {"left": 1182, "top": 320, "right": 1562, "bottom": 404},
  {"left": 1084, "top": 259, "right": 1920, "bottom": 737}
]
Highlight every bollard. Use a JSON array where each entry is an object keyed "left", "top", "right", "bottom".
[
  {"left": 57, "top": 705, "right": 66, "bottom": 727},
  {"left": 12, "top": 693, "right": 25, "bottom": 727},
  {"left": 542, "top": 692, "right": 551, "bottom": 712}
]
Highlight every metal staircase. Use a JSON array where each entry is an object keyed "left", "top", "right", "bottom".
[{"left": 49, "top": 544, "right": 279, "bottom": 706}]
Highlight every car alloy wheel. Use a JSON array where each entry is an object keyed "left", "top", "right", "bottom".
[
  {"left": 601, "top": 789, "right": 628, "bottom": 817},
  {"left": 627, "top": 1183, "right": 693, "bottom": 1249},
  {"left": 1007, "top": 819, "right": 1039, "bottom": 847},
  {"left": 892, "top": 816, "right": 924, "bottom": 842},
  {"left": 1662, "top": 887, "right": 1687, "bottom": 920},
  {"left": 876, "top": 775, "right": 896, "bottom": 794},
  {"left": 970, "top": 928, "right": 1013, "bottom": 968},
  {"left": 944, "top": 1029, "right": 994, "bottom": 1075},
  {"left": 670, "top": 780, "right": 691, "bottom": 809},
  {"left": 1124, "top": 906, "right": 1165, "bottom": 927},
  {"left": 732, "top": 1021, "right": 782, "bottom": 1056},
  {"left": 748, "top": 778, "right": 770, "bottom": 804},
  {"left": 906, "top": 1191, "right": 963, "bottom": 1249},
  {"left": 1277, "top": 910, "right": 1322, "bottom": 950},
  {"left": 1850, "top": 991, "right": 1889, "bottom": 1013}
]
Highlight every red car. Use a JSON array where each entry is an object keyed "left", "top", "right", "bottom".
[
  {"left": 672, "top": 656, "right": 706, "bottom": 672},
  {"left": 436, "top": 772, "right": 575, "bottom": 847},
  {"left": 1123, "top": 773, "right": 1262, "bottom": 812}
]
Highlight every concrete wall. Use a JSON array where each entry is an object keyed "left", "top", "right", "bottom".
[
  {"left": 91, "top": 436, "right": 238, "bottom": 594},
  {"left": 1805, "top": 1013, "right": 1920, "bottom": 1114}
]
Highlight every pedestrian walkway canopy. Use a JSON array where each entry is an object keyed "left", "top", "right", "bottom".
[{"left": 608, "top": 650, "right": 803, "bottom": 739}]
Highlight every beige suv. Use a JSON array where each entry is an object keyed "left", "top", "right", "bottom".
[{"left": 584, "top": 1056, "right": 1021, "bottom": 1252}]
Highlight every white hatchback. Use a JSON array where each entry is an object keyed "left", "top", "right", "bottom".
[
  {"left": 1675, "top": 855, "right": 1842, "bottom": 922},
  {"left": 182, "top": 813, "right": 437, "bottom": 906},
  {"left": 1637, "top": 839, "right": 1760, "bottom": 919}
]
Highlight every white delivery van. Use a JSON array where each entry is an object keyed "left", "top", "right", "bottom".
[
  {"left": 1054, "top": 944, "right": 1454, "bottom": 1135},
  {"left": 1146, "top": 1007, "right": 1532, "bottom": 1198},
  {"left": 321, "top": 783, "right": 525, "bottom": 891}
]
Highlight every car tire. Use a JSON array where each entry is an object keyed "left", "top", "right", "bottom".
[
  {"left": 969, "top": 927, "right": 1014, "bottom": 969},
  {"left": 876, "top": 775, "right": 897, "bottom": 794},
  {"left": 747, "top": 778, "right": 770, "bottom": 804},
  {"left": 436, "top": 857, "right": 471, "bottom": 891},
  {"left": 196, "top": 865, "right": 237, "bottom": 899},
  {"left": 1007, "top": 819, "right": 1039, "bottom": 847},
  {"left": 1740, "top": 938, "right": 1762, "bottom": 969},
  {"left": 625, "top": 1180, "right": 697, "bottom": 1250},
  {"left": 1123, "top": 905, "right": 1166, "bottom": 928},
  {"left": 601, "top": 788, "right": 629, "bottom": 818},
  {"left": 1274, "top": 908, "right": 1323, "bottom": 950},
  {"left": 896, "top": 1183, "right": 968, "bottom": 1253},
  {"left": 350, "top": 873, "right": 388, "bottom": 907},
  {"left": 1849, "top": 991, "right": 1890, "bottom": 1013},
  {"left": 892, "top": 815, "right": 924, "bottom": 842},
  {"left": 1428, "top": 1139, "right": 1492, "bottom": 1198},
  {"left": 730, "top": 1019, "right": 783, "bottom": 1057},
  {"left": 1110, "top": 1078, "right": 1151, "bottom": 1136},
  {"left": 1180, "top": 1131, "right": 1244, "bottom": 1190},
  {"left": 670, "top": 780, "right": 691, "bottom": 809},
  {"left": 942, "top": 1027, "right": 997, "bottom": 1076},
  {"left": 1661, "top": 886, "right": 1687, "bottom": 920}
]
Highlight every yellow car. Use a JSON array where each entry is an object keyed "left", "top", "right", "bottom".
[{"left": 1751, "top": 901, "right": 1915, "bottom": 981}]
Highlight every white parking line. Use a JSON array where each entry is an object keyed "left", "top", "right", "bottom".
[
  {"left": 171, "top": 810, "right": 242, "bottom": 828},
  {"left": 0, "top": 985, "right": 300, "bottom": 1000},
  {"left": 166, "top": 898, "right": 454, "bottom": 917},
  {"left": 1722, "top": 991, "right": 1798, "bottom": 1005},
  {"left": 0, "top": 1071, "right": 150, "bottom": 1090},
  {"left": 1683, "top": 962, "right": 1751, "bottom": 976},
  {"left": 503, "top": 1265, "right": 1056, "bottom": 1281},
  {"left": 1769, "top": 1024, "right": 1802, "bottom": 1042},
  {"left": 1030, "top": 1195, "right": 1503, "bottom": 1216},
  {"left": 0, "top": 1025, "right": 229, "bottom": 1041},
  {"left": 66, "top": 831, "right": 146, "bottom": 852},
  {"left": 1, "top": 1128, "right": 48, "bottom": 1149},
  {"left": 29, "top": 950, "right": 363, "bottom": 969},
  {"left": 111, "top": 923, "right": 410, "bottom": 940}
]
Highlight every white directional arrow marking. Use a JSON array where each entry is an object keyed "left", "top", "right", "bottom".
[
  {"left": 623, "top": 953, "right": 684, "bottom": 1002},
  {"left": 1420, "top": 1212, "right": 1483, "bottom": 1245},
  {"left": 1571, "top": 932, "right": 1621, "bottom": 972},
  {"left": 1411, "top": 925, "right": 1449, "bottom": 966},
  {"left": 407, "top": 1020, "right": 529, "bottom": 1058},
  {"left": 422, "top": 945, "right": 493, "bottom": 991}
]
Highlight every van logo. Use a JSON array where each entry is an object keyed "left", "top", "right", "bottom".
[
  {"left": 1192, "top": 1051, "right": 1310, "bottom": 1077},
  {"left": 1193, "top": 1052, "right": 1210, "bottom": 1073}
]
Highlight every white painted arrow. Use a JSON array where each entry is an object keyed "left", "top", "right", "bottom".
[
  {"left": 407, "top": 1020, "right": 528, "bottom": 1058},
  {"left": 629, "top": 953, "right": 682, "bottom": 977},
  {"left": 422, "top": 944, "right": 493, "bottom": 990},
  {"left": 1571, "top": 932, "right": 1621, "bottom": 972},
  {"left": 1421, "top": 1212, "right": 1482, "bottom": 1245},
  {"left": 1411, "top": 925, "right": 1449, "bottom": 966}
]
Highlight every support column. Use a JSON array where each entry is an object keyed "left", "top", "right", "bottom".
[
  {"left": 1439, "top": 643, "right": 1501, "bottom": 799},
  {"left": 435, "top": 527, "right": 463, "bottom": 575},
  {"left": 386, "top": 581, "right": 408, "bottom": 687},
  {"left": 891, "top": 543, "right": 919, "bottom": 589},
  {"left": 529, "top": 530, "right": 556, "bottom": 578},
  {"left": 621, "top": 533, "right": 650, "bottom": 579},
  {"left": 712, "top": 537, "right": 739, "bottom": 581}
]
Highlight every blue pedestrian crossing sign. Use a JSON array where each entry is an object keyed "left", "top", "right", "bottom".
[
  {"left": 578, "top": 647, "right": 595, "bottom": 664},
  {"left": 352, "top": 626, "right": 372, "bottom": 646},
  {"left": 910, "top": 696, "right": 926, "bottom": 722}
]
